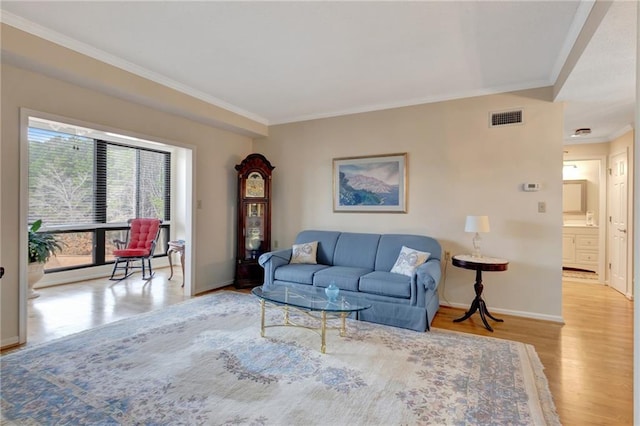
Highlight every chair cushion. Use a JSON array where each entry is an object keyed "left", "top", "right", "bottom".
[
  {"left": 113, "top": 248, "right": 149, "bottom": 257},
  {"left": 127, "top": 218, "right": 161, "bottom": 251}
]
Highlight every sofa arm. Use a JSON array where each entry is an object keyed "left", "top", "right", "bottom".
[
  {"left": 417, "top": 259, "right": 442, "bottom": 291},
  {"left": 258, "top": 249, "right": 292, "bottom": 289}
]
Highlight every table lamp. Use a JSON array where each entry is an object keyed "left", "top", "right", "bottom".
[{"left": 465, "top": 215, "right": 490, "bottom": 258}]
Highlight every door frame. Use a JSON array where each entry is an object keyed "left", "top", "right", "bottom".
[
  {"left": 18, "top": 108, "right": 196, "bottom": 343},
  {"left": 562, "top": 154, "right": 608, "bottom": 283}
]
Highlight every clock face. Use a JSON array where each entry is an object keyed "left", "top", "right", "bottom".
[{"left": 245, "top": 172, "right": 265, "bottom": 198}]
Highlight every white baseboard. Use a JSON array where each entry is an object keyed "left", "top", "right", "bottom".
[
  {"left": 439, "top": 302, "right": 565, "bottom": 324},
  {"left": 35, "top": 258, "right": 171, "bottom": 289},
  {"left": 1, "top": 336, "right": 20, "bottom": 349},
  {"left": 197, "top": 280, "right": 234, "bottom": 295}
]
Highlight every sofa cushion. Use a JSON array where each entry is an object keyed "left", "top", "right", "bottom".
[
  {"left": 295, "top": 230, "right": 341, "bottom": 265},
  {"left": 359, "top": 271, "right": 411, "bottom": 298},
  {"left": 274, "top": 264, "right": 329, "bottom": 285},
  {"left": 390, "top": 245, "right": 430, "bottom": 277},
  {"left": 333, "top": 232, "right": 380, "bottom": 269},
  {"left": 313, "top": 266, "right": 373, "bottom": 292},
  {"left": 375, "top": 234, "right": 441, "bottom": 271},
  {"left": 290, "top": 241, "right": 318, "bottom": 264}
]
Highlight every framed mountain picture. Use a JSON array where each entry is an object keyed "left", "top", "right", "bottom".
[{"left": 333, "top": 153, "right": 407, "bottom": 213}]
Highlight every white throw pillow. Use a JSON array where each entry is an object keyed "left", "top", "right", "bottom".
[
  {"left": 290, "top": 241, "right": 318, "bottom": 264},
  {"left": 390, "top": 245, "right": 430, "bottom": 277}
]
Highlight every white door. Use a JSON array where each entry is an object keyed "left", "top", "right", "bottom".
[{"left": 609, "top": 151, "right": 628, "bottom": 296}]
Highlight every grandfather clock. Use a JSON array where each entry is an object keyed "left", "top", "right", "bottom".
[{"left": 234, "top": 153, "right": 274, "bottom": 288}]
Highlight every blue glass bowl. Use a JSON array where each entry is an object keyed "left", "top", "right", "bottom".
[{"left": 325, "top": 283, "right": 340, "bottom": 301}]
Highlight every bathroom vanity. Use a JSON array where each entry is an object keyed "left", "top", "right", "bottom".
[{"left": 562, "top": 225, "right": 599, "bottom": 274}]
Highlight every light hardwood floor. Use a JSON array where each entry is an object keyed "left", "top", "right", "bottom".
[
  {"left": 435, "top": 280, "right": 633, "bottom": 425},
  {"left": 7, "top": 271, "right": 633, "bottom": 425}
]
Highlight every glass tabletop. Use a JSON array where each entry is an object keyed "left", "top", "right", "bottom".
[{"left": 252, "top": 285, "right": 371, "bottom": 313}]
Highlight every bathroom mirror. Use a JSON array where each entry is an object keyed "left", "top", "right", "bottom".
[{"left": 563, "top": 179, "right": 587, "bottom": 213}]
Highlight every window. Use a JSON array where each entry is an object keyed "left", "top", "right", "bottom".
[
  {"left": 28, "top": 120, "right": 171, "bottom": 272},
  {"left": 28, "top": 128, "right": 96, "bottom": 225}
]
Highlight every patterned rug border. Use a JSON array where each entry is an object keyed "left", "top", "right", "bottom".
[
  {"left": 2, "top": 291, "right": 560, "bottom": 425},
  {"left": 562, "top": 269, "right": 599, "bottom": 281}
]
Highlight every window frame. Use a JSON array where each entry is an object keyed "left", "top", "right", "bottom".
[{"left": 26, "top": 118, "right": 173, "bottom": 273}]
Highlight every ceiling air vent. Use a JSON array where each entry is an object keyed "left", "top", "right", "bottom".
[{"left": 489, "top": 109, "right": 523, "bottom": 127}]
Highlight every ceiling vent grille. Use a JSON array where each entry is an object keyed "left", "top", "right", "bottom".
[{"left": 490, "top": 109, "right": 523, "bottom": 127}]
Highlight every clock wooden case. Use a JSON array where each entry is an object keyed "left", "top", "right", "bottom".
[{"left": 234, "top": 153, "right": 275, "bottom": 288}]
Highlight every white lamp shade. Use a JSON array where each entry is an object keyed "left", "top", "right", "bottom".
[{"left": 465, "top": 215, "right": 490, "bottom": 233}]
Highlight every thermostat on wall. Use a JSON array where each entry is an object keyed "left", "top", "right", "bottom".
[{"left": 522, "top": 183, "right": 540, "bottom": 192}]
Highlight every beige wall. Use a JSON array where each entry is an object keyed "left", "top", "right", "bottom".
[
  {"left": 1, "top": 62, "right": 253, "bottom": 346},
  {"left": 0, "top": 23, "right": 570, "bottom": 346},
  {"left": 256, "top": 87, "right": 565, "bottom": 321},
  {"left": 1, "top": 24, "right": 267, "bottom": 138}
]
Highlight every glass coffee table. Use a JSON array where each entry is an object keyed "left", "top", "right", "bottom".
[{"left": 251, "top": 285, "right": 371, "bottom": 354}]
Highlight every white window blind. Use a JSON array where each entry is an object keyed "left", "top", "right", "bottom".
[
  {"left": 29, "top": 128, "right": 171, "bottom": 227},
  {"left": 28, "top": 128, "right": 95, "bottom": 226}
]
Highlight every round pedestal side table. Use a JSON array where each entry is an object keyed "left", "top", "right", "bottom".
[{"left": 451, "top": 254, "right": 509, "bottom": 332}]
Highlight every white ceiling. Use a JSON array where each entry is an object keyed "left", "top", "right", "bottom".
[{"left": 1, "top": 1, "right": 636, "bottom": 143}]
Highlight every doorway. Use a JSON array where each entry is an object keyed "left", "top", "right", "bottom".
[
  {"left": 562, "top": 144, "right": 634, "bottom": 300},
  {"left": 19, "top": 109, "right": 196, "bottom": 344},
  {"left": 562, "top": 156, "right": 607, "bottom": 283}
]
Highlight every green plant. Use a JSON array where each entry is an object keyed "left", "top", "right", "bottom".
[{"left": 28, "top": 219, "right": 63, "bottom": 264}]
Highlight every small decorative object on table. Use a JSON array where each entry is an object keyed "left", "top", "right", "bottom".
[
  {"left": 586, "top": 211, "right": 595, "bottom": 226},
  {"left": 325, "top": 282, "right": 340, "bottom": 301}
]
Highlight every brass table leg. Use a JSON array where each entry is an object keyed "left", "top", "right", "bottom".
[
  {"left": 340, "top": 313, "right": 347, "bottom": 337},
  {"left": 260, "top": 299, "right": 265, "bottom": 337},
  {"left": 321, "top": 311, "right": 327, "bottom": 354}
]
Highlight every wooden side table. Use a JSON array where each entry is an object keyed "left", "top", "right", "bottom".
[
  {"left": 167, "top": 240, "right": 185, "bottom": 287},
  {"left": 452, "top": 254, "right": 509, "bottom": 332}
]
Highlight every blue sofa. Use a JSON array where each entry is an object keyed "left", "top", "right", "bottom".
[{"left": 258, "top": 230, "right": 442, "bottom": 331}]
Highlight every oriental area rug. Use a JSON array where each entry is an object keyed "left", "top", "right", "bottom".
[{"left": 1, "top": 291, "right": 559, "bottom": 425}]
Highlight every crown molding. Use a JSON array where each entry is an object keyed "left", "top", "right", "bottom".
[
  {"left": 608, "top": 124, "right": 634, "bottom": 141},
  {"left": 271, "top": 80, "right": 552, "bottom": 125},
  {"left": 0, "top": 11, "right": 269, "bottom": 126}
]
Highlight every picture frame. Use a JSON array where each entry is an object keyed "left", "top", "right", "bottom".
[{"left": 333, "top": 153, "right": 407, "bottom": 213}]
